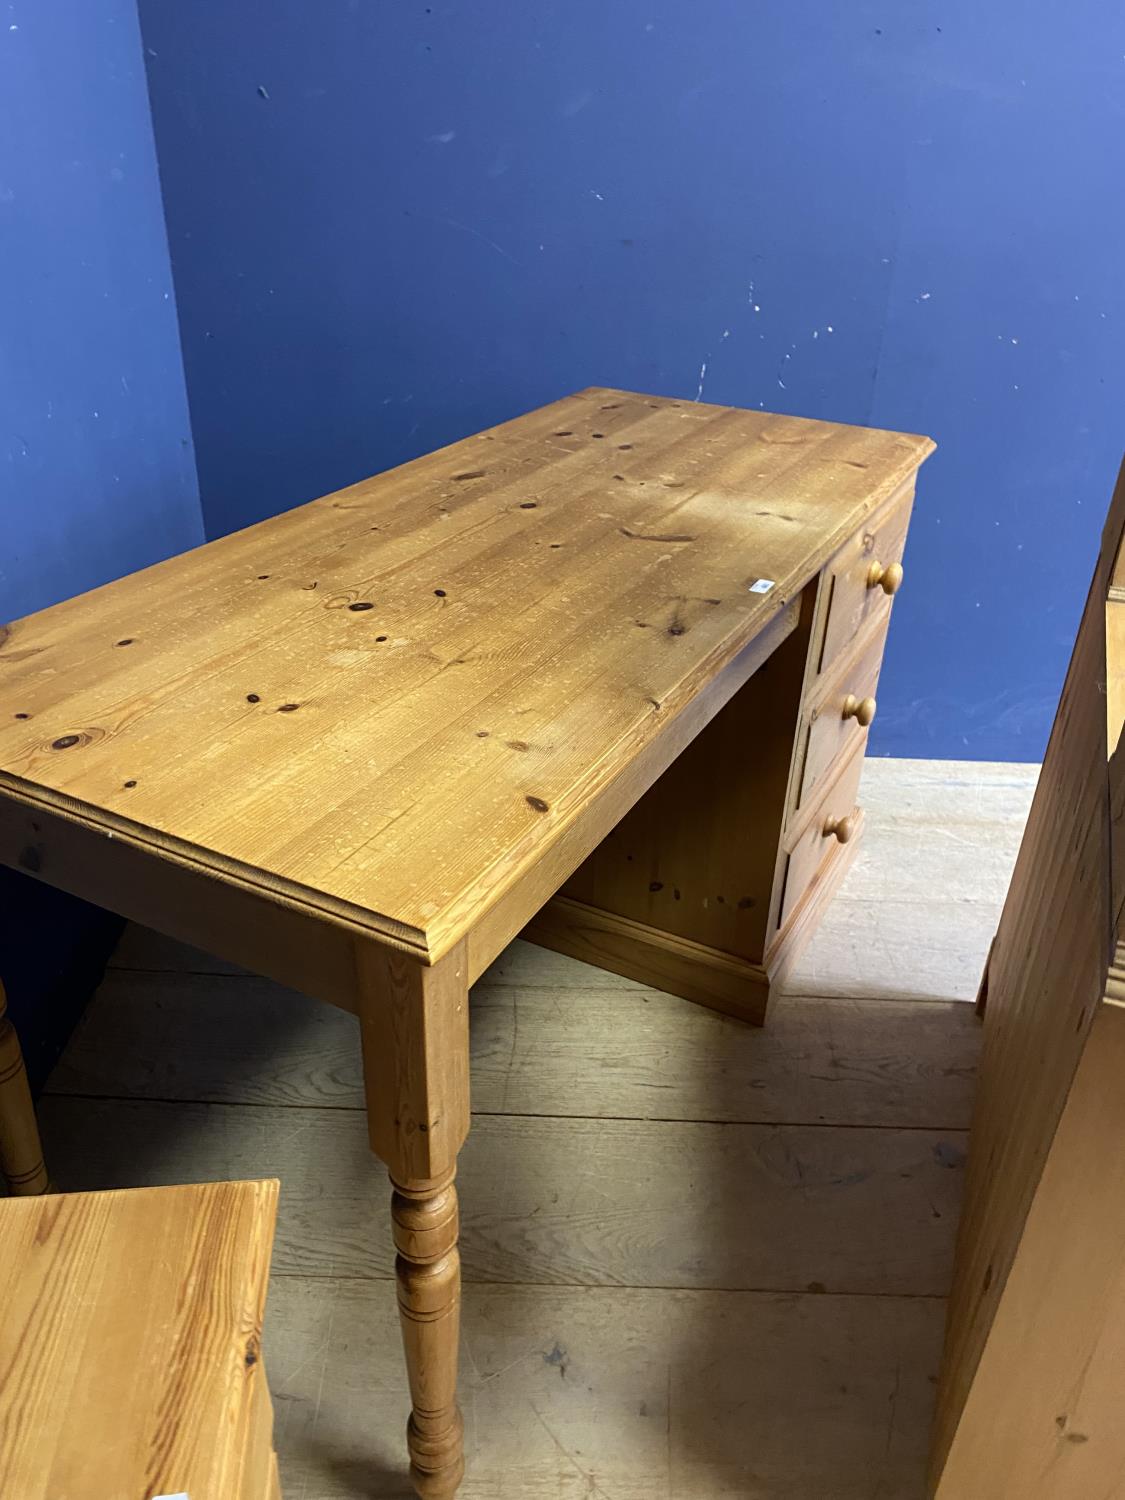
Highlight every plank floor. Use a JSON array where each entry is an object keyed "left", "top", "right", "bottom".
[{"left": 40, "top": 757, "right": 1037, "bottom": 1499}]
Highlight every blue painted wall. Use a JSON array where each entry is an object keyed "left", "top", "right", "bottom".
[
  {"left": 1, "top": 0, "right": 203, "bottom": 1084},
  {"left": 2, "top": 0, "right": 202, "bottom": 621},
  {"left": 138, "top": 1, "right": 1125, "bottom": 760}
]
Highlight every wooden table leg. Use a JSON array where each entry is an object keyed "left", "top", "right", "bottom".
[
  {"left": 0, "top": 980, "right": 50, "bottom": 1196},
  {"left": 356, "top": 938, "right": 470, "bottom": 1500},
  {"left": 391, "top": 1168, "right": 464, "bottom": 1497}
]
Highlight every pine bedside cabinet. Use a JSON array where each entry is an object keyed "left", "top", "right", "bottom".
[
  {"left": 0, "top": 1179, "right": 281, "bottom": 1498},
  {"left": 0, "top": 388, "right": 933, "bottom": 1496}
]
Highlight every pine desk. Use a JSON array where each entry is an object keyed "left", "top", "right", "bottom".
[{"left": 0, "top": 388, "right": 932, "bottom": 1497}]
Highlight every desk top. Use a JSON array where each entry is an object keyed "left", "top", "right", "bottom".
[{"left": 0, "top": 388, "right": 931, "bottom": 960}]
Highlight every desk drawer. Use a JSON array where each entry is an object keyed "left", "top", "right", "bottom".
[
  {"left": 795, "top": 626, "right": 886, "bottom": 813},
  {"left": 816, "top": 489, "right": 911, "bottom": 679},
  {"left": 779, "top": 741, "right": 865, "bottom": 930}
]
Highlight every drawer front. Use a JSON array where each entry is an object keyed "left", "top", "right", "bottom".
[
  {"left": 796, "top": 625, "right": 887, "bottom": 812},
  {"left": 779, "top": 741, "right": 865, "bottom": 929},
  {"left": 817, "top": 489, "right": 912, "bottom": 678}
]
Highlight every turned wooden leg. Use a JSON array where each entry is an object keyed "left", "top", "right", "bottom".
[
  {"left": 392, "top": 1169, "right": 464, "bottom": 1496},
  {"left": 356, "top": 938, "right": 470, "bottom": 1499},
  {"left": 0, "top": 980, "right": 50, "bottom": 1195}
]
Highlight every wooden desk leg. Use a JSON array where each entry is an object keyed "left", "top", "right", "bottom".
[
  {"left": 356, "top": 939, "right": 470, "bottom": 1500},
  {"left": 0, "top": 980, "right": 50, "bottom": 1196}
]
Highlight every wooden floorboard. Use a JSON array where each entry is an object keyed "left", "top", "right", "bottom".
[
  {"left": 38, "top": 1098, "right": 963, "bottom": 1295},
  {"left": 39, "top": 757, "right": 1035, "bottom": 1498},
  {"left": 785, "top": 759, "right": 1036, "bottom": 1004},
  {"left": 266, "top": 1279, "right": 943, "bottom": 1500},
  {"left": 51, "top": 972, "right": 980, "bottom": 1129}
]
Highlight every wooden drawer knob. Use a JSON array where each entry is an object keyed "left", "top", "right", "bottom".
[
  {"left": 866, "top": 560, "right": 904, "bottom": 595},
  {"left": 822, "top": 810, "right": 858, "bottom": 844},
  {"left": 842, "top": 694, "right": 877, "bottom": 727}
]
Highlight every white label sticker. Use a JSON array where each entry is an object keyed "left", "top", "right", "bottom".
[{"left": 748, "top": 578, "right": 775, "bottom": 594}]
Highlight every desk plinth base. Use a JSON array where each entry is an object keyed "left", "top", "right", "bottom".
[
  {"left": 525, "top": 896, "right": 772, "bottom": 1024},
  {"left": 525, "top": 813, "right": 862, "bottom": 1027}
]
